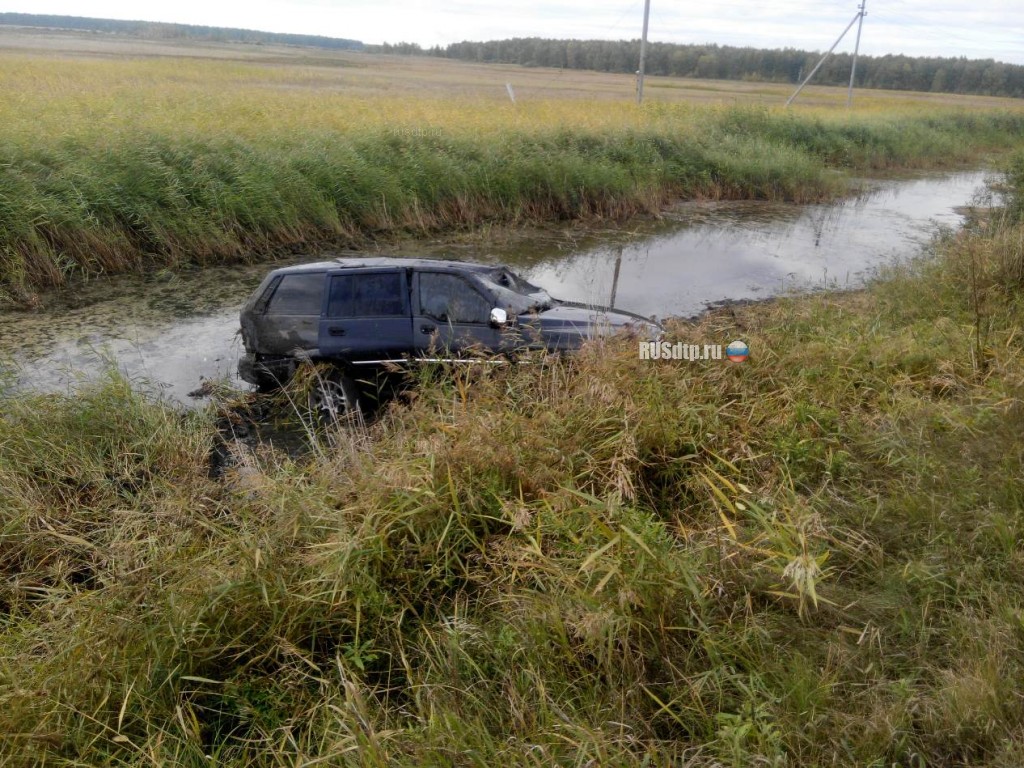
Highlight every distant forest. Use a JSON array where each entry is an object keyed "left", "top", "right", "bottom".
[
  {"left": 375, "top": 38, "right": 1024, "bottom": 99},
  {"left": 0, "top": 13, "right": 363, "bottom": 51}
]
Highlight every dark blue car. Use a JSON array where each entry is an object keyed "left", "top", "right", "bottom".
[{"left": 238, "top": 257, "right": 661, "bottom": 416}]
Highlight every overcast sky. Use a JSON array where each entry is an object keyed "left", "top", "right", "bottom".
[{"left": 5, "top": 1, "right": 1023, "bottom": 64}]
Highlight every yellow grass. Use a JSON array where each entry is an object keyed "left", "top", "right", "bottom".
[{"left": 0, "top": 29, "right": 1021, "bottom": 147}]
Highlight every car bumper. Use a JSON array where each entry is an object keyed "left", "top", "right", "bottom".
[{"left": 238, "top": 353, "right": 296, "bottom": 389}]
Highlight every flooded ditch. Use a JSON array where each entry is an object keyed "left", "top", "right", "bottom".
[{"left": 0, "top": 169, "right": 993, "bottom": 404}]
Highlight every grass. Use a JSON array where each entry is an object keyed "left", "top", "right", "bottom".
[
  {"left": 1, "top": 44, "right": 1024, "bottom": 306},
  {"left": 2, "top": 158, "right": 1024, "bottom": 765}
]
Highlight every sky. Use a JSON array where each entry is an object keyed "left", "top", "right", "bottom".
[{"left": 4, "top": 1, "right": 1023, "bottom": 64}]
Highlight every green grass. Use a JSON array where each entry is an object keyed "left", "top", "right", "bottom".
[
  {"left": 2, "top": 158, "right": 1024, "bottom": 766},
  {"left": 3, "top": 106, "right": 1024, "bottom": 306}
]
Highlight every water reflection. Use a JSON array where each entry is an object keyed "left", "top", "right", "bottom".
[
  {"left": 518, "top": 171, "right": 988, "bottom": 317},
  {"left": 0, "top": 170, "right": 991, "bottom": 402}
]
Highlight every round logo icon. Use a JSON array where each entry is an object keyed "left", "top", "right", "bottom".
[{"left": 726, "top": 340, "right": 749, "bottom": 363}]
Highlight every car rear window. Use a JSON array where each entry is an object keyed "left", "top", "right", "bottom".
[
  {"left": 328, "top": 272, "right": 406, "bottom": 317},
  {"left": 266, "top": 272, "right": 325, "bottom": 315}
]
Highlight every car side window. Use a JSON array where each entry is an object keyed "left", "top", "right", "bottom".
[
  {"left": 418, "top": 272, "right": 491, "bottom": 324},
  {"left": 327, "top": 272, "right": 406, "bottom": 318},
  {"left": 266, "top": 273, "right": 324, "bottom": 315}
]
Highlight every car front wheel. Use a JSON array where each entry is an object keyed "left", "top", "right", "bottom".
[{"left": 308, "top": 368, "right": 361, "bottom": 424}]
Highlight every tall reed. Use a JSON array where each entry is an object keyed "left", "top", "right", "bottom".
[{"left": 2, "top": 69, "right": 1024, "bottom": 305}]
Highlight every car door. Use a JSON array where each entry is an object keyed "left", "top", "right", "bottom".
[
  {"left": 250, "top": 271, "right": 325, "bottom": 355},
  {"left": 412, "top": 270, "right": 502, "bottom": 357},
  {"left": 317, "top": 268, "right": 413, "bottom": 361}
]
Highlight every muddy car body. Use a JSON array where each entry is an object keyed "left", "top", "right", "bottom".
[{"left": 238, "top": 257, "right": 661, "bottom": 412}]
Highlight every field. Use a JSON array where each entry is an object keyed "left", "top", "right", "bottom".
[
  {"left": 1, "top": 29, "right": 1024, "bottom": 306},
  {"left": 2, "top": 28, "right": 1022, "bottom": 109},
  {"left": 3, "top": 29, "right": 1024, "bottom": 766}
]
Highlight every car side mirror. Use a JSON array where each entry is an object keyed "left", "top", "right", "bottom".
[{"left": 490, "top": 307, "right": 508, "bottom": 327}]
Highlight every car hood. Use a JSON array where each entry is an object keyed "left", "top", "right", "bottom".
[{"left": 516, "top": 301, "right": 662, "bottom": 350}]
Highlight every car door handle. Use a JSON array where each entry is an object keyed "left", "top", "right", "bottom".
[
  {"left": 420, "top": 325, "right": 435, "bottom": 334},
  {"left": 328, "top": 327, "right": 346, "bottom": 337}
]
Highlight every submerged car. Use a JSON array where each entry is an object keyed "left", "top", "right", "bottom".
[{"left": 238, "top": 257, "right": 661, "bottom": 415}]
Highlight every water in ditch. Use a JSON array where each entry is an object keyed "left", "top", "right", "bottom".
[{"left": 0, "top": 169, "right": 992, "bottom": 404}]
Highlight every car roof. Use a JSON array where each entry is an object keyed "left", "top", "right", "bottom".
[{"left": 270, "top": 256, "right": 506, "bottom": 276}]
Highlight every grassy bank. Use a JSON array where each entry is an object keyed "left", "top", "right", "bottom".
[
  {"left": 2, "top": 53, "right": 1024, "bottom": 306},
  {"left": 4, "top": 107, "right": 1024, "bottom": 307},
  {"left": 2, "top": 162, "right": 1023, "bottom": 765}
]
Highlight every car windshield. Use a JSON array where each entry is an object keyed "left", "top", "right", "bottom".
[{"left": 477, "top": 267, "right": 553, "bottom": 315}]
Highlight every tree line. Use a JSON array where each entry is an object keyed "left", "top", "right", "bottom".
[
  {"left": 0, "top": 13, "right": 363, "bottom": 51},
  {"left": 373, "top": 38, "right": 1024, "bottom": 99}
]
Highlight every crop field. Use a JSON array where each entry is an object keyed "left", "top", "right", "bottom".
[
  {"left": 3, "top": 27, "right": 1023, "bottom": 111},
  {"left": 0, "top": 30, "right": 1020, "bottom": 146},
  {"left": 1, "top": 29, "right": 1024, "bottom": 306}
]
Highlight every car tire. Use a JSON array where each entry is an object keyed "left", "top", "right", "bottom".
[{"left": 308, "top": 368, "right": 361, "bottom": 424}]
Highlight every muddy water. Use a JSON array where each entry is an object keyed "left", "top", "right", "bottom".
[{"left": 0, "top": 170, "right": 992, "bottom": 404}]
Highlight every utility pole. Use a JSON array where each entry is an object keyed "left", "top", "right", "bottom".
[
  {"left": 637, "top": 0, "right": 651, "bottom": 104},
  {"left": 785, "top": 9, "right": 861, "bottom": 107},
  {"left": 847, "top": 0, "right": 867, "bottom": 107}
]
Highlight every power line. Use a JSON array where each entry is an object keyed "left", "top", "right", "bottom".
[{"left": 604, "top": 0, "right": 643, "bottom": 33}]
